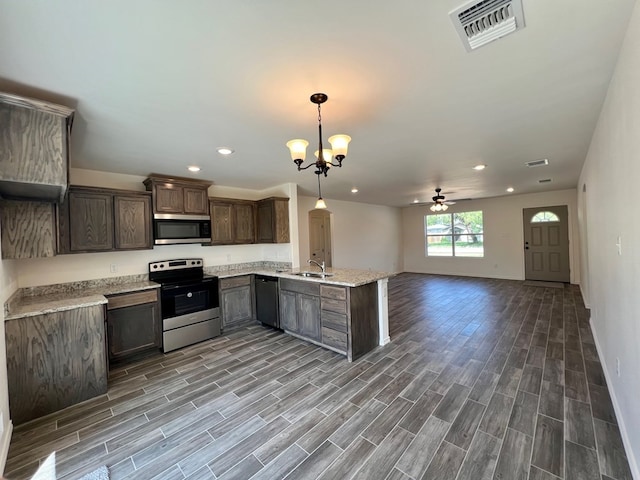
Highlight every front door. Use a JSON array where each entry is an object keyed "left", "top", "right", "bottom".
[
  {"left": 309, "top": 209, "right": 332, "bottom": 267},
  {"left": 523, "top": 206, "right": 570, "bottom": 282}
]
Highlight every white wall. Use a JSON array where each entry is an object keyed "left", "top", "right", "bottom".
[
  {"left": 14, "top": 169, "right": 297, "bottom": 287},
  {"left": 0, "top": 226, "right": 18, "bottom": 473},
  {"left": 578, "top": 2, "right": 640, "bottom": 475},
  {"left": 402, "top": 189, "right": 580, "bottom": 283},
  {"left": 297, "top": 195, "right": 403, "bottom": 273}
]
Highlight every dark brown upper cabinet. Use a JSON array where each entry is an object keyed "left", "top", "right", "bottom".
[
  {"left": 257, "top": 197, "right": 290, "bottom": 243},
  {"left": 143, "top": 174, "right": 211, "bottom": 215},
  {"left": 0, "top": 92, "right": 74, "bottom": 203},
  {"left": 58, "top": 186, "right": 152, "bottom": 254},
  {"left": 209, "top": 198, "right": 256, "bottom": 245}
]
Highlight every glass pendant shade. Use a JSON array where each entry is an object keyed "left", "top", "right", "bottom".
[
  {"left": 286, "top": 139, "right": 309, "bottom": 161},
  {"left": 328, "top": 135, "right": 351, "bottom": 157},
  {"left": 441, "top": 204, "right": 448, "bottom": 211},
  {"left": 315, "top": 197, "right": 327, "bottom": 209},
  {"left": 314, "top": 149, "right": 333, "bottom": 163}
]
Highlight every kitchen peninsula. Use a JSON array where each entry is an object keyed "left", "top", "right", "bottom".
[{"left": 3, "top": 263, "right": 392, "bottom": 424}]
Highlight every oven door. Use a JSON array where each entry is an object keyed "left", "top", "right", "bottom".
[{"left": 160, "top": 277, "right": 219, "bottom": 319}]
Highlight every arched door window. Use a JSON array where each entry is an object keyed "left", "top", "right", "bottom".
[{"left": 531, "top": 211, "right": 560, "bottom": 223}]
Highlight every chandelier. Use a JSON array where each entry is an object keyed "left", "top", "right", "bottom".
[
  {"left": 286, "top": 93, "right": 351, "bottom": 209},
  {"left": 430, "top": 188, "right": 449, "bottom": 212}
]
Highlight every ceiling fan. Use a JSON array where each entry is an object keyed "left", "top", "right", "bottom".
[{"left": 410, "top": 187, "right": 459, "bottom": 210}]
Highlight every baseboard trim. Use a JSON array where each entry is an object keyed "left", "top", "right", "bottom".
[
  {"left": 0, "top": 420, "right": 13, "bottom": 476},
  {"left": 579, "top": 283, "right": 591, "bottom": 309},
  {"left": 379, "top": 336, "right": 391, "bottom": 346},
  {"left": 590, "top": 318, "right": 640, "bottom": 479}
]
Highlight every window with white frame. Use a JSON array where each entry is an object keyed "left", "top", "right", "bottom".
[{"left": 425, "top": 211, "right": 484, "bottom": 257}]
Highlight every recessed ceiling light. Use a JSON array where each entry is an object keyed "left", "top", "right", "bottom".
[
  {"left": 506, "top": 187, "right": 514, "bottom": 193},
  {"left": 217, "top": 147, "right": 234, "bottom": 155},
  {"left": 351, "top": 187, "right": 359, "bottom": 193},
  {"left": 473, "top": 164, "right": 486, "bottom": 171},
  {"left": 413, "top": 199, "right": 420, "bottom": 204},
  {"left": 188, "top": 166, "right": 201, "bottom": 172}
]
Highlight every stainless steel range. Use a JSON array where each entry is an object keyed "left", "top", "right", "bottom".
[{"left": 149, "top": 258, "right": 220, "bottom": 352}]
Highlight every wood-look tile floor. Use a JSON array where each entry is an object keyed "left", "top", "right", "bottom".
[{"left": 5, "top": 273, "right": 634, "bottom": 480}]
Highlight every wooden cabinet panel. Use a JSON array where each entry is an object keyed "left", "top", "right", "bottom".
[
  {"left": 0, "top": 93, "right": 74, "bottom": 202},
  {"left": 321, "top": 309, "right": 348, "bottom": 333},
  {"left": 210, "top": 201, "right": 233, "bottom": 244},
  {"left": 220, "top": 275, "right": 254, "bottom": 329},
  {"left": 107, "top": 301, "right": 161, "bottom": 363},
  {"left": 256, "top": 197, "right": 290, "bottom": 244},
  {"left": 184, "top": 187, "right": 208, "bottom": 214},
  {"left": 69, "top": 190, "right": 113, "bottom": 251},
  {"left": 322, "top": 327, "right": 348, "bottom": 352},
  {"left": 209, "top": 198, "right": 255, "bottom": 245},
  {"left": 233, "top": 202, "right": 255, "bottom": 244},
  {"left": 221, "top": 285, "right": 254, "bottom": 328},
  {"left": 154, "top": 184, "right": 184, "bottom": 213},
  {"left": 297, "top": 294, "right": 321, "bottom": 341},
  {"left": 279, "top": 278, "right": 320, "bottom": 296},
  {"left": 114, "top": 195, "right": 152, "bottom": 250},
  {"left": 5, "top": 305, "right": 107, "bottom": 425},
  {"left": 144, "top": 175, "right": 211, "bottom": 216},
  {"left": 1, "top": 200, "right": 56, "bottom": 259},
  {"left": 279, "top": 290, "right": 298, "bottom": 332}
]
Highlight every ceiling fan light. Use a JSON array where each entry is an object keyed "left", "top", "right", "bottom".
[
  {"left": 328, "top": 135, "right": 351, "bottom": 158},
  {"left": 441, "top": 204, "right": 448, "bottom": 211},
  {"left": 286, "top": 139, "right": 309, "bottom": 161},
  {"left": 315, "top": 197, "right": 327, "bottom": 209},
  {"left": 430, "top": 204, "right": 436, "bottom": 212}
]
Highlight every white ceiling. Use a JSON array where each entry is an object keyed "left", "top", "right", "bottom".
[{"left": 0, "top": 1, "right": 635, "bottom": 207}]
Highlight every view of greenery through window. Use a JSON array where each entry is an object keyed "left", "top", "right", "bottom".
[{"left": 425, "top": 211, "right": 484, "bottom": 257}]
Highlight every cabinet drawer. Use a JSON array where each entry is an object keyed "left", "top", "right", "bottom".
[
  {"left": 279, "top": 278, "right": 320, "bottom": 296},
  {"left": 321, "top": 310, "right": 348, "bottom": 333},
  {"left": 320, "top": 285, "right": 346, "bottom": 301},
  {"left": 220, "top": 275, "right": 251, "bottom": 289},
  {"left": 107, "top": 289, "right": 158, "bottom": 310},
  {"left": 322, "top": 327, "right": 347, "bottom": 352},
  {"left": 321, "top": 297, "right": 347, "bottom": 315}
]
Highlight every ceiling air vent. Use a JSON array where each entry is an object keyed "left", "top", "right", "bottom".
[
  {"left": 526, "top": 158, "right": 549, "bottom": 168},
  {"left": 450, "top": 0, "right": 525, "bottom": 52},
  {"left": 538, "top": 178, "right": 552, "bottom": 184}
]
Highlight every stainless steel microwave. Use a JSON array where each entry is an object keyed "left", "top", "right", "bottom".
[{"left": 153, "top": 214, "right": 212, "bottom": 245}]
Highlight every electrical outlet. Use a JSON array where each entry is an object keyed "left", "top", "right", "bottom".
[
  {"left": 616, "top": 236, "right": 622, "bottom": 256},
  {"left": 616, "top": 357, "right": 621, "bottom": 377},
  {"left": 110, "top": 264, "right": 117, "bottom": 273},
  {"left": 226, "top": 254, "right": 232, "bottom": 262}
]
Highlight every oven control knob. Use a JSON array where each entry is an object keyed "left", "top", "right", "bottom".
[
  {"left": 187, "top": 292, "right": 193, "bottom": 298},
  {"left": 159, "top": 264, "right": 164, "bottom": 268},
  {"left": 153, "top": 265, "right": 157, "bottom": 269}
]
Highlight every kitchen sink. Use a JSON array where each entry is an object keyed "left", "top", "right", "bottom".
[{"left": 293, "top": 271, "right": 334, "bottom": 278}]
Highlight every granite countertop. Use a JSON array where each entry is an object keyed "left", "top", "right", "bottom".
[
  {"left": 5, "top": 281, "right": 160, "bottom": 321},
  {"left": 214, "top": 267, "right": 394, "bottom": 287}
]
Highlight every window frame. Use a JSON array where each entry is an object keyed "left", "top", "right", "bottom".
[{"left": 424, "top": 210, "right": 484, "bottom": 258}]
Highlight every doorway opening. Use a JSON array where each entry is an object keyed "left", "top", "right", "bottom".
[{"left": 308, "top": 209, "right": 332, "bottom": 267}]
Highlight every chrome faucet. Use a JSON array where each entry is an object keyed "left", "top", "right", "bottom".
[{"left": 307, "top": 259, "right": 325, "bottom": 274}]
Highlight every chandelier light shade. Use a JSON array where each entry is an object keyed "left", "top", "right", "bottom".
[{"left": 288, "top": 93, "right": 351, "bottom": 210}]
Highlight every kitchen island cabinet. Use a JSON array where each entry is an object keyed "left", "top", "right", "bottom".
[{"left": 278, "top": 275, "right": 380, "bottom": 361}]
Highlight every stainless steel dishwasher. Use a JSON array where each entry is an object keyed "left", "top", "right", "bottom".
[{"left": 255, "top": 275, "right": 280, "bottom": 328}]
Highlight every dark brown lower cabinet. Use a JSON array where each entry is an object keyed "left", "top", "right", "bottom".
[
  {"left": 106, "top": 289, "right": 161, "bottom": 365},
  {"left": 220, "top": 275, "right": 255, "bottom": 329},
  {"left": 279, "top": 279, "right": 321, "bottom": 343},
  {"left": 5, "top": 305, "right": 108, "bottom": 425},
  {"left": 279, "top": 278, "right": 379, "bottom": 361}
]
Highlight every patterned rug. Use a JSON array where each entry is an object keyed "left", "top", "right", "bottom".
[
  {"left": 78, "top": 466, "right": 109, "bottom": 480},
  {"left": 523, "top": 280, "right": 565, "bottom": 289}
]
